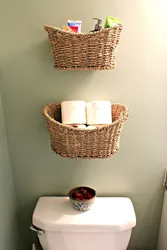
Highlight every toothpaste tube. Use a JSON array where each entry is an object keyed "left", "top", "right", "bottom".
[{"left": 68, "top": 20, "right": 82, "bottom": 33}]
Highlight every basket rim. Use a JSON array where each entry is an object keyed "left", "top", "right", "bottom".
[
  {"left": 53, "top": 65, "right": 115, "bottom": 71},
  {"left": 43, "top": 103, "right": 128, "bottom": 131},
  {"left": 44, "top": 24, "right": 123, "bottom": 36}
]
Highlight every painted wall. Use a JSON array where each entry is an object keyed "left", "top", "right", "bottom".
[
  {"left": 0, "top": 0, "right": 167, "bottom": 249},
  {"left": 0, "top": 94, "right": 21, "bottom": 250}
]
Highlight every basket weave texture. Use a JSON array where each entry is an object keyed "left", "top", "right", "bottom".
[
  {"left": 44, "top": 24, "right": 122, "bottom": 70},
  {"left": 43, "top": 103, "right": 128, "bottom": 159}
]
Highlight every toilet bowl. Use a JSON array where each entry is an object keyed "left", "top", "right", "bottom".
[{"left": 31, "top": 197, "right": 136, "bottom": 250}]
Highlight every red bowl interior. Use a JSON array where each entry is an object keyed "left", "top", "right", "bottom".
[{"left": 68, "top": 186, "right": 96, "bottom": 201}]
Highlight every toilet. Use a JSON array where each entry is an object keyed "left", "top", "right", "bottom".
[{"left": 31, "top": 196, "right": 136, "bottom": 250}]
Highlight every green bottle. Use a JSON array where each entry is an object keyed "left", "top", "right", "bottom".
[{"left": 104, "top": 16, "right": 121, "bottom": 28}]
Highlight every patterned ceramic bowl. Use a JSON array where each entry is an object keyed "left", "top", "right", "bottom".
[{"left": 68, "top": 186, "right": 96, "bottom": 211}]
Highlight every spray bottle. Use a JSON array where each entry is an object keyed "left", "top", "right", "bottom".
[{"left": 91, "top": 18, "right": 103, "bottom": 32}]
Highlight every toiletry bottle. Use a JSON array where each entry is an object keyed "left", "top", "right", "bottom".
[
  {"left": 91, "top": 18, "right": 103, "bottom": 32},
  {"left": 104, "top": 16, "right": 121, "bottom": 28}
]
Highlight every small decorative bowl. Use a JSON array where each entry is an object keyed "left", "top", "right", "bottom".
[{"left": 68, "top": 186, "right": 96, "bottom": 211}]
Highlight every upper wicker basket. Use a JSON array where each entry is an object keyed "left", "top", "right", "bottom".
[
  {"left": 43, "top": 103, "right": 128, "bottom": 159},
  {"left": 44, "top": 24, "right": 122, "bottom": 70}
]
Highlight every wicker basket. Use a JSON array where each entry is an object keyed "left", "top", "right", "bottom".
[
  {"left": 43, "top": 103, "right": 128, "bottom": 159},
  {"left": 44, "top": 24, "right": 122, "bottom": 70}
]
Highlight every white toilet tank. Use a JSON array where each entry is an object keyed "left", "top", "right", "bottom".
[{"left": 32, "top": 197, "right": 136, "bottom": 250}]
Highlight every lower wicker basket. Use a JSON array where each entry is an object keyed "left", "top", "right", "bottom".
[{"left": 43, "top": 103, "right": 128, "bottom": 159}]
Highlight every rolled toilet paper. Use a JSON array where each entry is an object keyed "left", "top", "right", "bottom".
[
  {"left": 87, "top": 101, "right": 112, "bottom": 125},
  {"left": 61, "top": 101, "right": 86, "bottom": 124},
  {"left": 67, "top": 124, "right": 86, "bottom": 129}
]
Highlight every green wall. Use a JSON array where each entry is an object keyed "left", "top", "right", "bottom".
[
  {"left": 0, "top": 94, "right": 21, "bottom": 250},
  {"left": 0, "top": 0, "right": 167, "bottom": 249}
]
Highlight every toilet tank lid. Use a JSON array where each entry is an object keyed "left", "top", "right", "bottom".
[{"left": 32, "top": 197, "right": 136, "bottom": 232}]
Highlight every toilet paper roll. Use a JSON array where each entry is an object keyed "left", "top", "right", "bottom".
[
  {"left": 61, "top": 101, "right": 86, "bottom": 124},
  {"left": 87, "top": 101, "right": 112, "bottom": 125},
  {"left": 67, "top": 124, "right": 86, "bottom": 129}
]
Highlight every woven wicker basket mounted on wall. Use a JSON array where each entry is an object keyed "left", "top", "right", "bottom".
[
  {"left": 44, "top": 24, "right": 122, "bottom": 70},
  {"left": 43, "top": 103, "right": 128, "bottom": 159}
]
